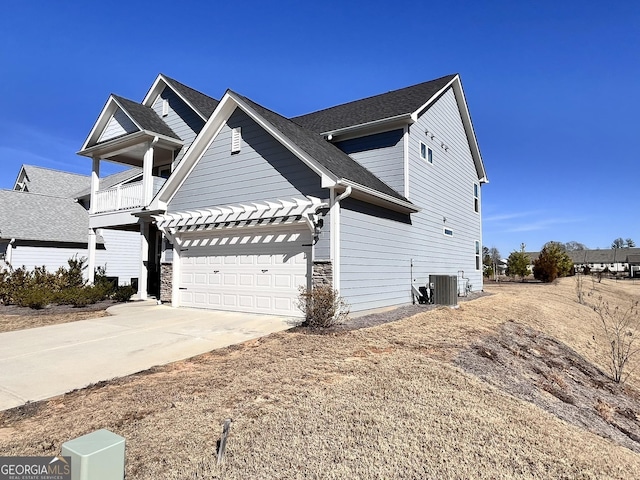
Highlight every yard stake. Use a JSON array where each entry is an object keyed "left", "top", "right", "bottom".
[{"left": 217, "top": 418, "right": 232, "bottom": 465}]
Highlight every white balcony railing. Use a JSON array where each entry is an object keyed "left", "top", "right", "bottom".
[
  {"left": 94, "top": 182, "right": 144, "bottom": 213},
  {"left": 93, "top": 177, "right": 167, "bottom": 214}
]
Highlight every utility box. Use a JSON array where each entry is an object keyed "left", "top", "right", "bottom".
[
  {"left": 62, "top": 429, "right": 125, "bottom": 480},
  {"left": 429, "top": 275, "right": 458, "bottom": 307}
]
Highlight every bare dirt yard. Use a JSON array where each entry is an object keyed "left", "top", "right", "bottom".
[
  {"left": 0, "top": 301, "right": 112, "bottom": 333},
  {"left": 2, "top": 278, "right": 640, "bottom": 479}
]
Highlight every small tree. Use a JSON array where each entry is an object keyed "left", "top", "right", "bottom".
[
  {"left": 564, "top": 241, "right": 587, "bottom": 251},
  {"left": 612, "top": 237, "right": 625, "bottom": 249},
  {"left": 506, "top": 246, "right": 530, "bottom": 281},
  {"left": 488, "top": 247, "right": 501, "bottom": 279},
  {"left": 592, "top": 296, "right": 640, "bottom": 383},
  {"left": 533, "top": 241, "right": 573, "bottom": 283},
  {"left": 626, "top": 238, "right": 636, "bottom": 248}
]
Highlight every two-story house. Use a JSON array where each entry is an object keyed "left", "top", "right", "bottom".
[{"left": 78, "top": 73, "right": 487, "bottom": 316}]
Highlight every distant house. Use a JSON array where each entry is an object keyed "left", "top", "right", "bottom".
[
  {"left": 77, "top": 73, "right": 488, "bottom": 315},
  {"left": 524, "top": 248, "right": 640, "bottom": 276},
  {"left": 0, "top": 165, "right": 140, "bottom": 284}
]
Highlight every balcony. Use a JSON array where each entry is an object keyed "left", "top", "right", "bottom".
[{"left": 93, "top": 177, "right": 166, "bottom": 214}]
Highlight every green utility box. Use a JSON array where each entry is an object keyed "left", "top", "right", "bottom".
[{"left": 61, "top": 429, "right": 125, "bottom": 480}]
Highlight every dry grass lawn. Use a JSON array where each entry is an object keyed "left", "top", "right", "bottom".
[{"left": 1, "top": 277, "right": 640, "bottom": 478}]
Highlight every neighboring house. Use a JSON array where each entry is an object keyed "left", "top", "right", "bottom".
[
  {"left": 0, "top": 165, "right": 140, "bottom": 284},
  {"left": 525, "top": 248, "right": 640, "bottom": 276},
  {"left": 78, "top": 73, "right": 487, "bottom": 316}
]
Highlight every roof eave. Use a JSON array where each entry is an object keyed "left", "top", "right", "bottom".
[
  {"left": 77, "top": 131, "right": 183, "bottom": 158},
  {"left": 337, "top": 179, "right": 420, "bottom": 214},
  {"left": 321, "top": 113, "right": 413, "bottom": 140}
]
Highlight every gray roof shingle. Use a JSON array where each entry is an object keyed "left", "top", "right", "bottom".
[
  {"left": 17, "top": 165, "right": 90, "bottom": 198},
  {"left": 236, "top": 92, "right": 409, "bottom": 202},
  {"left": 291, "top": 74, "right": 457, "bottom": 133},
  {"left": 0, "top": 190, "right": 101, "bottom": 244},
  {"left": 526, "top": 248, "right": 640, "bottom": 264},
  {"left": 162, "top": 74, "right": 219, "bottom": 119},
  {"left": 111, "top": 95, "right": 181, "bottom": 140}
]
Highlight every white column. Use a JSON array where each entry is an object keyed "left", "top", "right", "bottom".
[
  {"left": 87, "top": 228, "right": 97, "bottom": 284},
  {"left": 142, "top": 140, "right": 155, "bottom": 206},
  {"left": 90, "top": 157, "right": 100, "bottom": 214},
  {"left": 139, "top": 222, "right": 149, "bottom": 300},
  {"left": 5, "top": 239, "right": 15, "bottom": 268},
  {"left": 171, "top": 242, "right": 181, "bottom": 307}
]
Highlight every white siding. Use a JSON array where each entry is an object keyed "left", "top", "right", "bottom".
[
  {"left": 12, "top": 245, "right": 93, "bottom": 276},
  {"left": 99, "top": 229, "right": 141, "bottom": 284}
]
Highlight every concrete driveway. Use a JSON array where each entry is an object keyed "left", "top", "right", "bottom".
[{"left": 0, "top": 301, "right": 294, "bottom": 411}]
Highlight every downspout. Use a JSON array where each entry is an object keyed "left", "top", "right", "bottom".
[{"left": 331, "top": 186, "right": 352, "bottom": 292}]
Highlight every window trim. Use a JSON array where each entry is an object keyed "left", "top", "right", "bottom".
[
  {"left": 473, "top": 183, "right": 480, "bottom": 213},
  {"left": 420, "top": 142, "right": 433, "bottom": 164},
  {"left": 443, "top": 227, "right": 454, "bottom": 237}
]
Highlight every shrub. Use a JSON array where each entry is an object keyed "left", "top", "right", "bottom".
[
  {"left": 533, "top": 241, "right": 573, "bottom": 283},
  {"left": 14, "top": 287, "right": 53, "bottom": 309},
  {"left": 592, "top": 296, "right": 640, "bottom": 384},
  {"left": 113, "top": 285, "right": 136, "bottom": 303},
  {"left": 297, "top": 285, "right": 349, "bottom": 328}
]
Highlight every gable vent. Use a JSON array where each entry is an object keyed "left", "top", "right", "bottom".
[
  {"left": 162, "top": 99, "right": 169, "bottom": 117},
  {"left": 231, "top": 127, "right": 242, "bottom": 153}
]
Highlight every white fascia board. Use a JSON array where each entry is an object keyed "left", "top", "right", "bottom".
[
  {"left": 78, "top": 130, "right": 147, "bottom": 158},
  {"left": 79, "top": 129, "right": 184, "bottom": 160},
  {"left": 410, "top": 75, "right": 458, "bottom": 122},
  {"left": 230, "top": 92, "right": 338, "bottom": 185},
  {"left": 142, "top": 74, "right": 209, "bottom": 122},
  {"left": 321, "top": 113, "right": 413, "bottom": 140},
  {"left": 451, "top": 78, "right": 488, "bottom": 183},
  {"left": 12, "top": 165, "right": 27, "bottom": 190},
  {"left": 149, "top": 91, "right": 339, "bottom": 212},
  {"left": 337, "top": 179, "right": 420, "bottom": 213},
  {"left": 148, "top": 93, "right": 239, "bottom": 211},
  {"left": 411, "top": 75, "right": 488, "bottom": 184},
  {"left": 80, "top": 96, "right": 124, "bottom": 152}
]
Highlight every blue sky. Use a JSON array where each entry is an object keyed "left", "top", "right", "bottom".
[{"left": 1, "top": 1, "right": 638, "bottom": 256}]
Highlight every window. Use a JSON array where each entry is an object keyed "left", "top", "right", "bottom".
[
  {"left": 475, "top": 241, "right": 481, "bottom": 270},
  {"left": 231, "top": 127, "right": 242, "bottom": 153},
  {"left": 443, "top": 228, "right": 453, "bottom": 236},
  {"left": 474, "top": 183, "right": 479, "bottom": 213},
  {"left": 420, "top": 142, "right": 433, "bottom": 164}
]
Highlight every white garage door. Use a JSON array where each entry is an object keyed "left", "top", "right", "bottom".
[{"left": 178, "top": 226, "right": 311, "bottom": 316}]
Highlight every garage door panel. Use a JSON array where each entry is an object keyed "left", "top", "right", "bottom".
[{"left": 178, "top": 226, "right": 310, "bottom": 316}]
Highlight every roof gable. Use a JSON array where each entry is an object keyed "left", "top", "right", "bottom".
[
  {"left": 292, "top": 74, "right": 457, "bottom": 134},
  {"left": 143, "top": 74, "right": 219, "bottom": 121},
  {"left": 151, "top": 91, "right": 417, "bottom": 213},
  {"left": 14, "top": 165, "right": 90, "bottom": 198},
  {"left": 80, "top": 95, "right": 180, "bottom": 151}
]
